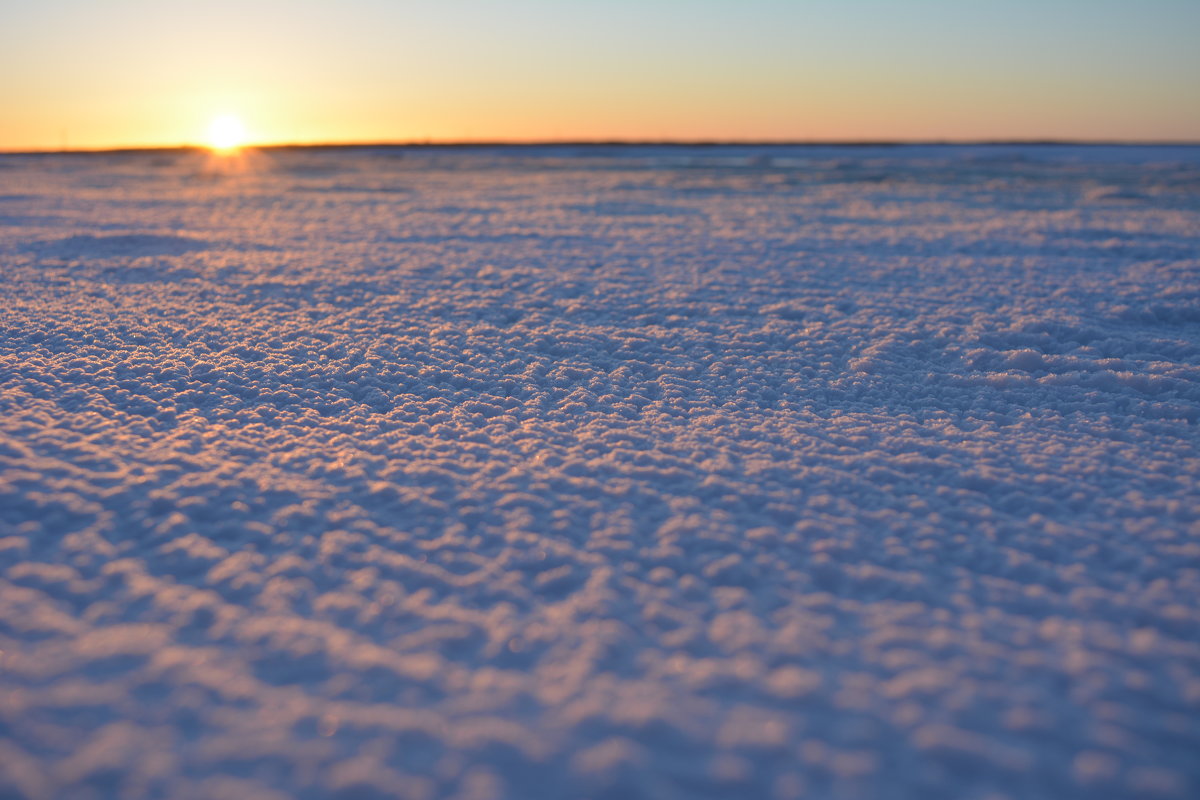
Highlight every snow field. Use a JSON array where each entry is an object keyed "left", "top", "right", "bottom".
[{"left": 0, "top": 145, "right": 1198, "bottom": 799}]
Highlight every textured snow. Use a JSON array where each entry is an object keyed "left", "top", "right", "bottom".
[{"left": 0, "top": 144, "right": 1198, "bottom": 799}]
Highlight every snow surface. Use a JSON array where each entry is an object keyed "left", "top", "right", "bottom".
[{"left": 0, "top": 144, "right": 1198, "bottom": 799}]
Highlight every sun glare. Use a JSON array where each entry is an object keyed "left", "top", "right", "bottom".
[{"left": 207, "top": 114, "right": 246, "bottom": 153}]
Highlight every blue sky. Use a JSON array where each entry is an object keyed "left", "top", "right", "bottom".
[{"left": 2, "top": 0, "right": 1197, "bottom": 147}]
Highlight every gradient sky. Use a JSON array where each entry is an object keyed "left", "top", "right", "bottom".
[{"left": 2, "top": 0, "right": 1198, "bottom": 149}]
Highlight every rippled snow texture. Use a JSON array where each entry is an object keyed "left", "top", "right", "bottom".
[{"left": 1, "top": 145, "right": 1198, "bottom": 799}]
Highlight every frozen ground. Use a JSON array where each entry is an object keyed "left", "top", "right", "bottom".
[{"left": 0, "top": 144, "right": 1198, "bottom": 799}]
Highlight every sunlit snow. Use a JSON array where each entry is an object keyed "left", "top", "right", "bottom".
[{"left": 0, "top": 144, "right": 1197, "bottom": 799}]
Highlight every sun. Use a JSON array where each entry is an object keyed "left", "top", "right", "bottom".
[{"left": 207, "top": 114, "right": 246, "bottom": 153}]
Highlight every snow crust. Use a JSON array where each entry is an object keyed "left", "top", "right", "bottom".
[{"left": 1, "top": 145, "right": 1198, "bottom": 799}]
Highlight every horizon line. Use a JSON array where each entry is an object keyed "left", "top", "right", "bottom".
[{"left": 3, "top": 138, "right": 1200, "bottom": 156}]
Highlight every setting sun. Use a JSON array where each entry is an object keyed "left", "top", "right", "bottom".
[{"left": 207, "top": 114, "right": 246, "bottom": 152}]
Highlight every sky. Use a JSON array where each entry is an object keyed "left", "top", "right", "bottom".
[{"left": 2, "top": 0, "right": 1198, "bottom": 150}]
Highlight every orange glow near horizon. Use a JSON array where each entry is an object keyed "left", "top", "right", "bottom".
[{"left": 1, "top": 1, "right": 1198, "bottom": 151}]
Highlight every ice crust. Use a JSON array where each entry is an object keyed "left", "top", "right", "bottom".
[{"left": 0, "top": 145, "right": 1198, "bottom": 799}]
